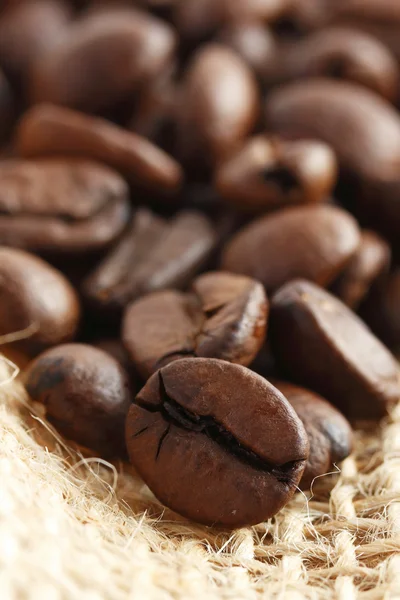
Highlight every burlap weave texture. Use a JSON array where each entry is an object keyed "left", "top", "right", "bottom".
[{"left": 0, "top": 359, "right": 400, "bottom": 600}]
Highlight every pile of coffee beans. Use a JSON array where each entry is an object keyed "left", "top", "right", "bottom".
[{"left": 0, "top": 0, "right": 399, "bottom": 528}]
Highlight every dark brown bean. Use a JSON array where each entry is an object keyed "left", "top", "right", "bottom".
[
  {"left": 177, "top": 44, "right": 259, "bottom": 168},
  {"left": 0, "top": 158, "right": 130, "bottom": 255},
  {"left": 265, "top": 79, "right": 400, "bottom": 241},
  {"left": 24, "top": 344, "right": 132, "bottom": 457},
  {"left": 360, "top": 269, "right": 400, "bottom": 351},
  {"left": 271, "top": 381, "right": 353, "bottom": 489},
  {"left": 221, "top": 204, "right": 360, "bottom": 293},
  {"left": 0, "top": 247, "right": 80, "bottom": 353},
  {"left": 0, "top": 0, "right": 71, "bottom": 83},
  {"left": 122, "top": 271, "right": 268, "bottom": 377},
  {"left": 15, "top": 104, "right": 183, "bottom": 193},
  {"left": 126, "top": 358, "right": 309, "bottom": 527},
  {"left": 270, "top": 279, "right": 400, "bottom": 419},
  {"left": 273, "top": 27, "right": 399, "bottom": 100},
  {"left": 331, "top": 230, "right": 391, "bottom": 309},
  {"left": 216, "top": 136, "right": 337, "bottom": 213},
  {"left": 83, "top": 209, "right": 217, "bottom": 312},
  {"left": 29, "top": 9, "right": 176, "bottom": 112}
]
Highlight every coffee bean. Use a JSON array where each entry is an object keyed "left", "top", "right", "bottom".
[
  {"left": 270, "top": 279, "right": 400, "bottom": 419},
  {"left": 265, "top": 79, "right": 400, "bottom": 242},
  {"left": 216, "top": 136, "right": 337, "bottom": 213},
  {"left": 122, "top": 271, "right": 268, "bottom": 377},
  {"left": 273, "top": 27, "right": 398, "bottom": 100},
  {"left": 177, "top": 44, "right": 259, "bottom": 168},
  {"left": 15, "top": 104, "right": 183, "bottom": 193},
  {"left": 83, "top": 209, "right": 216, "bottom": 312},
  {"left": 331, "top": 230, "right": 391, "bottom": 309},
  {"left": 271, "top": 380, "right": 353, "bottom": 489},
  {"left": 0, "top": 158, "right": 130, "bottom": 255},
  {"left": 360, "top": 269, "right": 400, "bottom": 351},
  {"left": 29, "top": 9, "right": 176, "bottom": 112},
  {"left": 24, "top": 343, "right": 132, "bottom": 457},
  {"left": 0, "top": 247, "right": 80, "bottom": 353},
  {"left": 221, "top": 205, "right": 360, "bottom": 293},
  {"left": 126, "top": 358, "right": 309, "bottom": 527},
  {"left": 0, "top": 0, "right": 72, "bottom": 84}
]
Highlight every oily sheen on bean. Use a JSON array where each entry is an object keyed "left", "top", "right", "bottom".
[
  {"left": 270, "top": 279, "right": 400, "bottom": 419},
  {"left": 266, "top": 79, "right": 400, "bottom": 241},
  {"left": 16, "top": 104, "right": 183, "bottom": 193},
  {"left": 0, "top": 158, "right": 130, "bottom": 254},
  {"left": 24, "top": 344, "right": 132, "bottom": 458},
  {"left": 0, "top": 247, "right": 80, "bottom": 353},
  {"left": 126, "top": 358, "right": 309, "bottom": 527},
  {"left": 221, "top": 204, "right": 360, "bottom": 293},
  {"left": 122, "top": 271, "right": 268, "bottom": 377}
]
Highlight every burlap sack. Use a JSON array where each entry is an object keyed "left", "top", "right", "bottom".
[{"left": 1, "top": 356, "right": 400, "bottom": 600}]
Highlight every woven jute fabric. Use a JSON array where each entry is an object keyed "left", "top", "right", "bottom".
[{"left": 1, "top": 358, "right": 400, "bottom": 600}]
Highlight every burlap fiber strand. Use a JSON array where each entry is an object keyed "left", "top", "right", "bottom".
[{"left": 1, "top": 357, "right": 400, "bottom": 600}]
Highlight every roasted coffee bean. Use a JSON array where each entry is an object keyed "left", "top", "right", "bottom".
[
  {"left": 16, "top": 104, "right": 183, "bottom": 193},
  {"left": 126, "top": 358, "right": 309, "bottom": 527},
  {"left": 217, "top": 22, "right": 277, "bottom": 81},
  {"left": 177, "top": 44, "right": 259, "bottom": 169},
  {"left": 272, "top": 381, "right": 353, "bottom": 489},
  {"left": 83, "top": 209, "right": 217, "bottom": 312},
  {"left": 0, "top": 158, "right": 130, "bottom": 254},
  {"left": 30, "top": 9, "right": 176, "bottom": 112},
  {"left": 122, "top": 271, "right": 268, "bottom": 377},
  {"left": 221, "top": 205, "right": 360, "bottom": 293},
  {"left": 360, "top": 269, "right": 400, "bottom": 351},
  {"left": 331, "top": 230, "right": 391, "bottom": 309},
  {"left": 265, "top": 79, "right": 400, "bottom": 242},
  {"left": 216, "top": 136, "right": 337, "bottom": 213},
  {"left": 270, "top": 279, "right": 400, "bottom": 419},
  {"left": 0, "top": 0, "right": 72, "bottom": 84},
  {"left": 24, "top": 344, "right": 132, "bottom": 457},
  {"left": 272, "top": 27, "right": 398, "bottom": 100},
  {"left": 0, "top": 247, "right": 80, "bottom": 353}
]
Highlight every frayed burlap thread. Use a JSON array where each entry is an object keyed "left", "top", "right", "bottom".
[{"left": 1, "top": 358, "right": 400, "bottom": 600}]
